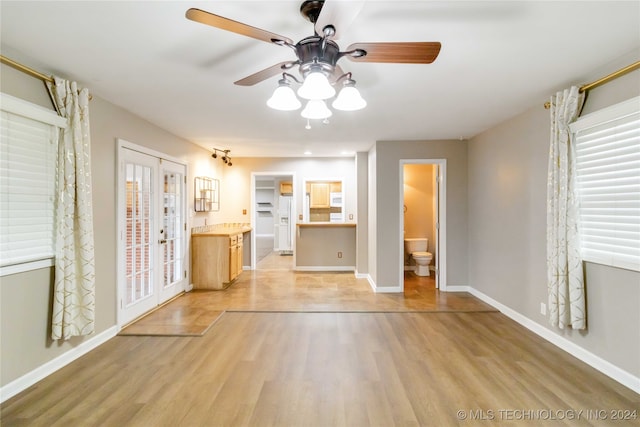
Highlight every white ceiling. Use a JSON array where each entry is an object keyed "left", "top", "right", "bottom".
[{"left": 1, "top": 1, "right": 639, "bottom": 157}]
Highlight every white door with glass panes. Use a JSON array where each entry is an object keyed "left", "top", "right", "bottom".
[
  {"left": 118, "top": 146, "right": 187, "bottom": 325},
  {"left": 159, "top": 159, "right": 186, "bottom": 302}
]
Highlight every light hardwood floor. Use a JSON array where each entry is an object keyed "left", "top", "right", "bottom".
[{"left": 2, "top": 266, "right": 638, "bottom": 426}]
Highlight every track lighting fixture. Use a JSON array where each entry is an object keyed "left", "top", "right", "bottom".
[{"left": 211, "top": 148, "right": 232, "bottom": 166}]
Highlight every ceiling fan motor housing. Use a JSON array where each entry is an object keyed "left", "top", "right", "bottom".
[
  {"left": 299, "top": 0, "right": 325, "bottom": 24},
  {"left": 296, "top": 35, "right": 340, "bottom": 77}
]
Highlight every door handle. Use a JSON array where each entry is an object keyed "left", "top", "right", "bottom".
[{"left": 159, "top": 239, "right": 167, "bottom": 244}]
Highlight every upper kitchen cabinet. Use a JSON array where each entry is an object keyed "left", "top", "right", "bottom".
[
  {"left": 305, "top": 180, "right": 343, "bottom": 222},
  {"left": 280, "top": 181, "right": 293, "bottom": 195},
  {"left": 309, "top": 182, "right": 330, "bottom": 208}
]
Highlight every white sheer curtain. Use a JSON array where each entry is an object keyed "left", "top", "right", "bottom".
[
  {"left": 546, "top": 86, "right": 586, "bottom": 330},
  {"left": 46, "top": 77, "right": 96, "bottom": 340}
]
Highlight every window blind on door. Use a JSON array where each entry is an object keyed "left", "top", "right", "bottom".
[
  {"left": 571, "top": 97, "right": 640, "bottom": 272},
  {"left": 0, "top": 94, "right": 64, "bottom": 269}
]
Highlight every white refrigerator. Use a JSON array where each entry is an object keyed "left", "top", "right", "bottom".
[{"left": 276, "top": 195, "right": 294, "bottom": 253}]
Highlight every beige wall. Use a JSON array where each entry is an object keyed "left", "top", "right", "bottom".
[
  {"left": 296, "top": 226, "right": 356, "bottom": 268},
  {"left": 0, "top": 62, "right": 220, "bottom": 386},
  {"left": 467, "top": 54, "right": 640, "bottom": 377},
  {"left": 371, "top": 140, "right": 468, "bottom": 289},
  {"left": 217, "top": 157, "right": 357, "bottom": 226},
  {"left": 216, "top": 156, "right": 357, "bottom": 270},
  {"left": 356, "top": 152, "right": 369, "bottom": 275},
  {"left": 367, "top": 146, "right": 377, "bottom": 281}
]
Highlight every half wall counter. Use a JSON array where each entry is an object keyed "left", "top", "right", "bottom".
[{"left": 295, "top": 223, "right": 356, "bottom": 271}]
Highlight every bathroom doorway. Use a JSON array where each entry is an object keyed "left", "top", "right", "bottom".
[
  {"left": 251, "top": 172, "right": 296, "bottom": 271},
  {"left": 400, "top": 159, "right": 446, "bottom": 291}
]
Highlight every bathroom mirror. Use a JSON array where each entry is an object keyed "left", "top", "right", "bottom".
[{"left": 304, "top": 179, "right": 343, "bottom": 222}]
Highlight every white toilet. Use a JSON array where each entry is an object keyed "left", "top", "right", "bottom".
[{"left": 404, "top": 238, "right": 433, "bottom": 276}]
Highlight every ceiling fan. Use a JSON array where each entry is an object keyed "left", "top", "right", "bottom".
[{"left": 186, "top": 0, "right": 441, "bottom": 118}]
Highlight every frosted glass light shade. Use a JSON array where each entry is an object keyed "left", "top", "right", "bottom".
[
  {"left": 301, "top": 99, "right": 332, "bottom": 120},
  {"left": 332, "top": 86, "right": 367, "bottom": 111},
  {"left": 267, "top": 85, "right": 301, "bottom": 111},
  {"left": 297, "top": 72, "right": 336, "bottom": 100}
]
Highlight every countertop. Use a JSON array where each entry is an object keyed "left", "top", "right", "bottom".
[
  {"left": 192, "top": 226, "right": 252, "bottom": 237},
  {"left": 297, "top": 222, "right": 356, "bottom": 228}
]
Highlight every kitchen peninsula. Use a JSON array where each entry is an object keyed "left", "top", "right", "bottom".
[{"left": 295, "top": 222, "right": 356, "bottom": 271}]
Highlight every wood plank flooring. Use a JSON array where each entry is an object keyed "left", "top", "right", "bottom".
[
  {"left": 174, "top": 269, "right": 496, "bottom": 314},
  {"left": 120, "top": 255, "right": 495, "bottom": 336},
  {"left": 2, "top": 265, "right": 638, "bottom": 426}
]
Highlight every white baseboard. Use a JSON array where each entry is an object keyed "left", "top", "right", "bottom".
[
  {"left": 374, "top": 286, "right": 403, "bottom": 293},
  {"left": 294, "top": 266, "right": 355, "bottom": 272},
  {"left": 467, "top": 287, "right": 640, "bottom": 394},
  {"left": 444, "top": 285, "right": 471, "bottom": 292},
  {"left": 0, "top": 326, "right": 119, "bottom": 403},
  {"left": 365, "top": 274, "right": 376, "bottom": 291},
  {"left": 365, "top": 276, "right": 402, "bottom": 293}
]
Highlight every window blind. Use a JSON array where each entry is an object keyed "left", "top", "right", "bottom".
[
  {"left": 571, "top": 97, "right": 640, "bottom": 272},
  {"left": 0, "top": 93, "right": 64, "bottom": 269}
]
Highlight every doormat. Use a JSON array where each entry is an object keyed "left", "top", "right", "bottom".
[{"left": 118, "top": 296, "right": 224, "bottom": 337}]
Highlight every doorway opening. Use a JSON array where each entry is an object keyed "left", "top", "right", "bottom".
[
  {"left": 399, "top": 159, "right": 447, "bottom": 292},
  {"left": 251, "top": 172, "right": 296, "bottom": 271}
]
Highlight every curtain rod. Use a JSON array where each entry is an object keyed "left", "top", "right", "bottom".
[
  {"left": 544, "top": 60, "right": 640, "bottom": 109},
  {"left": 1, "top": 54, "right": 54, "bottom": 84},
  {"left": 1, "top": 54, "right": 92, "bottom": 102}
]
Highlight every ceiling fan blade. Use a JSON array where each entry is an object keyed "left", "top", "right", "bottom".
[
  {"left": 234, "top": 61, "right": 299, "bottom": 86},
  {"left": 315, "top": 0, "right": 365, "bottom": 40},
  {"left": 345, "top": 42, "right": 441, "bottom": 64},
  {"left": 186, "top": 8, "right": 294, "bottom": 46}
]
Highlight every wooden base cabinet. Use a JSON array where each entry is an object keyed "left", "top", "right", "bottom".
[{"left": 192, "top": 232, "right": 244, "bottom": 290}]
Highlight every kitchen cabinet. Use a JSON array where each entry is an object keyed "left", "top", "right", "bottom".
[
  {"left": 280, "top": 181, "right": 293, "bottom": 195},
  {"left": 192, "top": 231, "right": 246, "bottom": 289},
  {"left": 309, "top": 182, "right": 330, "bottom": 208},
  {"left": 231, "top": 233, "right": 243, "bottom": 279}
]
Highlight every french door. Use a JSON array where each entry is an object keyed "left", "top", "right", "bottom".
[{"left": 118, "top": 145, "right": 187, "bottom": 326}]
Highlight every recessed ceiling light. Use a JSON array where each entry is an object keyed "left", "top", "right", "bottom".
[
  {"left": 304, "top": 151, "right": 312, "bottom": 155},
  {"left": 341, "top": 150, "right": 355, "bottom": 156}
]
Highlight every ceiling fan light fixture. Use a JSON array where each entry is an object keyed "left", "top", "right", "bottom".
[
  {"left": 301, "top": 99, "right": 332, "bottom": 120},
  {"left": 332, "top": 81, "right": 366, "bottom": 111},
  {"left": 297, "top": 70, "right": 335, "bottom": 100},
  {"left": 185, "top": 4, "right": 441, "bottom": 129},
  {"left": 267, "top": 79, "right": 301, "bottom": 111}
]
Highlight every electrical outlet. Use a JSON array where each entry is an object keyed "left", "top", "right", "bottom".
[
  {"left": 242, "top": 209, "right": 247, "bottom": 215},
  {"left": 540, "top": 302, "right": 546, "bottom": 315},
  {"left": 338, "top": 251, "right": 342, "bottom": 259},
  {"left": 349, "top": 214, "right": 353, "bottom": 220}
]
